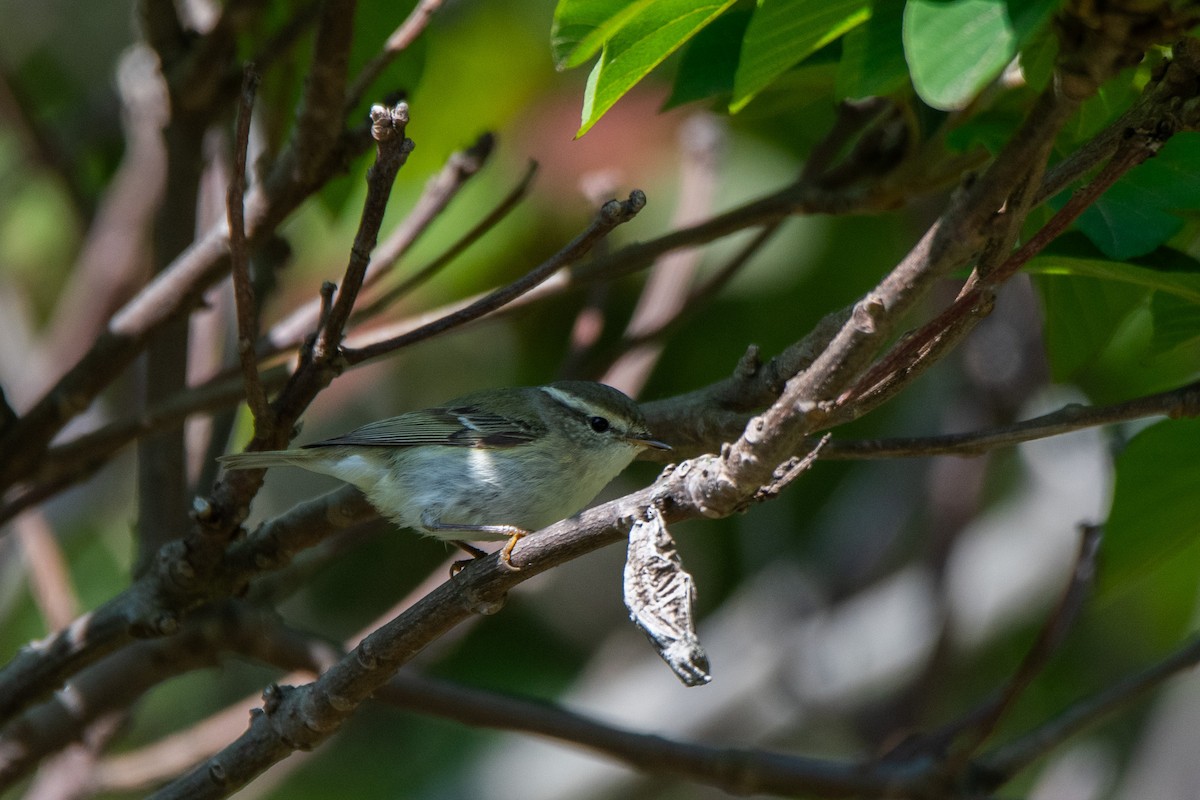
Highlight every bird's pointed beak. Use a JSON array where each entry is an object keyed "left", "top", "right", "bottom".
[{"left": 629, "top": 434, "right": 671, "bottom": 451}]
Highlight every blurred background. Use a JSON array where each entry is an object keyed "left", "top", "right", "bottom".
[{"left": 2, "top": 1, "right": 1198, "bottom": 798}]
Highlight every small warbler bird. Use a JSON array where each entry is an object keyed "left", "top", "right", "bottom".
[{"left": 219, "top": 381, "right": 670, "bottom": 566}]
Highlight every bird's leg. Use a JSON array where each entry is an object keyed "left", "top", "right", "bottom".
[
  {"left": 451, "top": 540, "right": 488, "bottom": 559},
  {"left": 424, "top": 515, "right": 530, "bottom": 570}
]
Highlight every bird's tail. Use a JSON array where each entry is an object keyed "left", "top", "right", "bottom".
[{"left": 218, "top": 450, "right": 316, "bottom": 471}]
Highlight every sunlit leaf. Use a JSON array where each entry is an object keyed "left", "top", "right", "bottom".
[
  {"left": 836, "top": 0, "right": 908, "bottom": 100},
  {"left": 902, "top": 0, "right": 1058, "bottom": 110},
  {"left": 552, "top": 0, "right": 657, "bottom": 69},
  {"left": 731, "top": 0, "right": 869, "bottom": 113},
  {"left": 577, "top": 0, "right": 738, "bottom": 136}
]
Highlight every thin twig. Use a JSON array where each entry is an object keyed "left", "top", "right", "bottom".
[
  {"left": 345, "top": 0, "right": 446, "bottom": 112},
  {"left": 356, "top": 159, "right": 539, "bottom": 319},
  {"left": 267, "top": 132, "right": 495, "bottom": 351},
  {"left": 604, "top": 114, "right": 723, "bottom": 397},
  {"left": 373, "top": 673, "right": 932, "bottom": 798},
  {"left": 227, "top": 65, "right": 270, "bottom": 426},
  {"left": 14, "top": 511, "right": 80, "bottom": 631},
  {"left": 980, "top": 633, "right": 1200, "bottom": 784},
  {"left": 310, "top": 103, "right": 415, "bottom": 363},
  {"left": 341, "top": 190, "right": 648, "bottom": 365},
  {"left": 0, "top": 366, "right": 290, "bottom": 527},
  {"left": 612, "top": 222, "right": 783, "bottom": 362},
  {"left": 368, "top": 132, "right": 496, "bottom": 290},
  {"left": 822, "top": 380, "right": 1200, "bottom": 459},
  {"left": 942, "top": 526, "right": 1104, "bottom": 762}
]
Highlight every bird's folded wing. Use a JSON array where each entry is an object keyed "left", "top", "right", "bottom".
[{"left": 304, "top": 405, "right": 544, "bottom": 449}]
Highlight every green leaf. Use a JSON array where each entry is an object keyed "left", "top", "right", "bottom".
[
  {"left": 1027, "top": 246, "right": 1200, "bottom": 305},
  {"left": 1150, "top": 292, "right": 1200, "bottom": 354},
  {"left": 1102, "top": 419, "right": 1200, "bottom": 604},
  {"left": 1065, "top": 73, "right": 1142, "bottom": 144},
  {"left": 730, "top": 0, "right": 870, "bottom": 113},
  {"left": 1075, "top": 133, "right": 1200, "bottom": 260},
  {"left": 902, "top": 0, "right": 1059, "bottom": 111},
  {"left": 1033, "top": 273, "right": 1147, "bottom": 381},
  {"left": 551, "top": 0, "right": 656, "bottom": 70},
  {"left": 664, "top": 8, "right": 752, "bottom": 109},
  {"left": 836, "top": 0, "right": 908, "bottom": 100},
  {"left": 1030, "top": 238, "right": 1200, "bottom": 393},
  {"left": 577, "top": 0, "right": 738, "bottom": 136}
]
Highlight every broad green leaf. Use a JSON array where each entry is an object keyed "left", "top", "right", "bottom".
[
  {"left": 1032, "top": 273, "right": 1147, "bottom": 381},
  {"left": 731, "top": 59, "right": 841, "bottom": 122},
  {"left": 578, "top": 0, "right": 738, "bottom": 136},
  {"left": 730, "top": 0, "right": 870, "bottom": 113},
  {"left": 1031, "top": 240, "right": 1200, "bottom": 394},
  {"left": 1027, "top": 248, "right": 1200, "bottom": 305},
  {"left": 552, "top": 0, "right": 656, "bottom": 70},
  {"left": 664, "top": 8, "right": 752, "bottom": 109},
  {"left": 1018, "top": 25, "right": 1057, "bottom": 92},
  {"left": 1075, "top": 133, "right": 1200, "bottom": 260},
  {"left": 1150, "top": 292, "right": 1200, "bottom": 354},
  {"left": 836, "top": 0, "right": 908, "bottom": 100},
  {"left": 1066, "top": 73, "right": 1142, "bottom": 144},
  {"left": 1102, "top": 419, "right": 1200, "bottom": 608},
  {"left": 902, "top": 0, "right": 1059, "bottom": 111}
]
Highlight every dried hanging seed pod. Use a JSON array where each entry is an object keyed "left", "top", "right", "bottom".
[{"left": 623, "top": 504, "right": 711, "bottom": 686}]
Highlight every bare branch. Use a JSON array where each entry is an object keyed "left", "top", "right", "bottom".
[
  {"left": 341, "top": 190, "right": 648, "bottom": 365},
  {"left": 822, "top": 380, "right": 1200, "bottom": 460},
  {"left": 0, "top": 366, "right": 289, "bottom": 527},
  {"left": 14, "top": 511, "right": 80, "bottom": 632},
  {"left": 356, "top": 158, "right": 539, "bottom": 319},
  {"left": 345, "top": 0, "right": 447, "bottom": 112},
  {"left": 879, "top": 525, "right": 1105, "bottom": 777},
  {"left": 227, "top": 65, "right": 271, "bottom": 426},
  {"left": 309, "top": 102, "right": 415, "bottom": 363},
  {"left": 374, "top": 675, "right": 929, "bottom": 798},
  {"left": 288, "top": 0, "right": 355, "bottom": 188},
  {"left": 267, "top": 131, "right": 495, "bottom": 351},
  {"left": 604, "top": 114, "right": 723, "bottom": 397},
  {"left": 0, "top": 603, "right": 317, "bottom": 790},
  {"left": 981, "top": 633, "right": 1200, "bottom": 783},
  {"left": 40, "top": 46, "right": 165, "bottom": 376},
  {"left": 0, "top": 481, "right": 375, "bottom": 728},
  {"left": 842, "top": 127, "right": 1166, "bottom": 411},
  {"left": 953, "top": 525, "right": 1103, "bottom": 756}
]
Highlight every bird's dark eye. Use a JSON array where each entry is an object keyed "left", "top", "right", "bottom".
[{"left": 588, "top": 416, "right": 611, "bottom": 433}]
